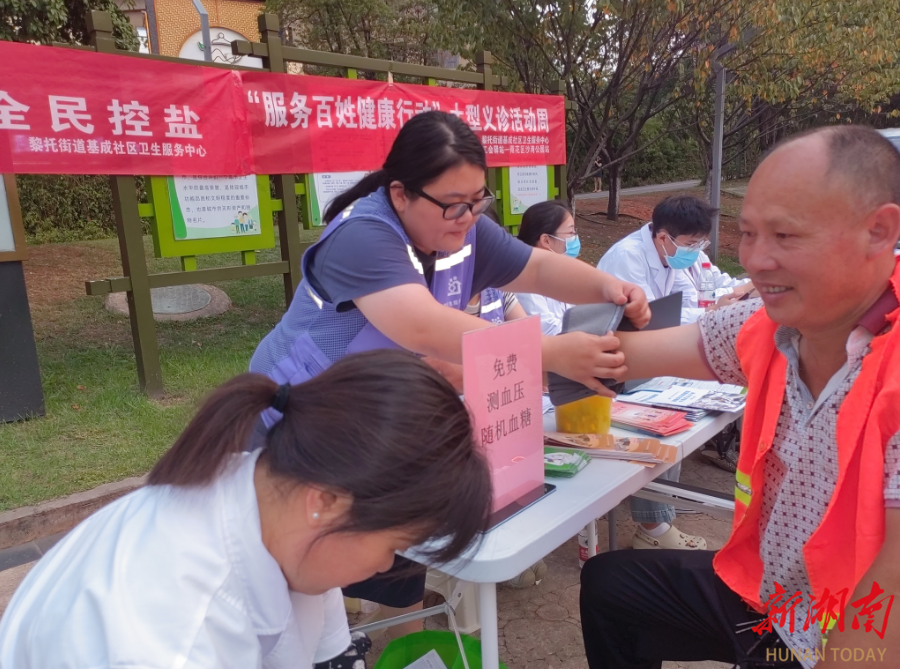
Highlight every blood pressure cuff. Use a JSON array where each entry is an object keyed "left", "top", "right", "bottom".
[{"left": 547, "top": 302, "right": 626, "bottom": 406}]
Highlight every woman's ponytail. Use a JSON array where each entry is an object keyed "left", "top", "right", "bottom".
[
  {"left": 147, "top": 373, "right": 281, "bottom": 486},
  {"left": 148, "top": 351, "right": 491, "bottom": 564},
  {"left": 323, "top": 171, "right": 388, "bottom": 224}
]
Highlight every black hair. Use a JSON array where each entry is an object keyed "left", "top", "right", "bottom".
[
  {"left": 771, "top": 125, "right": 900, "bottom": 208},
  {"left": 650, "top": 195, "right": 717, "bottom": 238},
  {"left": 516, "top": 200, "right": 573, "bottom": 247},
  {"left": 148, "top": 350, "right": 492, "bottom": 563},
  {"left": 323, "top": 111, "right": 488, "bottom": 223}
]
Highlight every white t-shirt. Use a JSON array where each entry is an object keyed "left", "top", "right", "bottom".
[
  {"left": 515, "top": 293, "right": 570, "bottom": 336},
  {"left": 0, "top": 450, "right": 350, "bottom": 669}
]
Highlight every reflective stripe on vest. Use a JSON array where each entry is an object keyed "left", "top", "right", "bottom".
[
  {"left": 435, "top": 244, "right": 472, "bottom": 271},
  {"left": 479, "top": 287, "right": 506, "bottom": 324},
  {"left": 250, "top": 187, "right": 479, "bottom": 398},
  {"left": 734, "top": 468, "right": 752, "bottom": 508},
  {"left": 713, "top": 257, "right": 900, "bottom": 614}
]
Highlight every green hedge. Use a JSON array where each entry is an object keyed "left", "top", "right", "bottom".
[{"left": 16, "top": 175, "right": 146, "bottom": 244}]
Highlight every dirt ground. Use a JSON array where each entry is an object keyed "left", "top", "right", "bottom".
[
  {"left": 22, "top": 242, "right": 122, "bottom": 310},
  {"left": 20, "top": 187, "right": 748, "bottom": 314}
]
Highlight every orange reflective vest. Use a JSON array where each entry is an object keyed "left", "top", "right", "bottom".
[{"left": 713, "top": 259, "right": 900, "bottom": 612}]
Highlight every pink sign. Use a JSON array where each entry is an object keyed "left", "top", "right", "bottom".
[{"left": 463, "top": 316, "right": 544, "bottom": 512}]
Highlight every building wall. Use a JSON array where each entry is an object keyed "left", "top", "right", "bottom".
[{"left": 151, "top": 0, "right": 262, "bottom": 57}]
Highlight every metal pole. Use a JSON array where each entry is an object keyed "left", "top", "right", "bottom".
[
  {"left": 191, "top": 0, "right": 212, "bottom": 62},
  {"left": 709, "top": 62, "right": 726, "bottom": 263}
]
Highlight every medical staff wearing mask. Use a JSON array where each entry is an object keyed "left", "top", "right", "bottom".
[
  {"left": 515, "top": 200, "right": 578, "bottom": 336},
  {"left": 0, "top": 351, "right": 492, "bottom": 669},
  {"left": 599, "top": 196, "right": 739, "bottom": 551},
  {"left": 249, "top": 111, "right": 650, "bottom": 636},
  {"left": 598, "top": 195, "right": 751, "bottom": 325}
]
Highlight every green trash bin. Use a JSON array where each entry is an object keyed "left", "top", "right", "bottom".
[{"left": 373, "top": 630, "right": 508, "bottom": 669}]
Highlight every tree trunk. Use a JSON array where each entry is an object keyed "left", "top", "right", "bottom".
[
  {"left": 606, "top": 163, "right": 621, "bottom": 221},
  {"left": 705, "top": 168, "right": 714, "bottom": 202}
]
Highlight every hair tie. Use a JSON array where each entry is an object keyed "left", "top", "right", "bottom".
[{"left": 271, "top": 383, "right": 291, "bottom": 413}]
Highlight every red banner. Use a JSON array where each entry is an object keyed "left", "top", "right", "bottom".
[
  {"left": 0, "top": 41, "right": 566, "bottom": 176},
  {"left": 0, "top": 41, "right": 251, "bottom": 176}
]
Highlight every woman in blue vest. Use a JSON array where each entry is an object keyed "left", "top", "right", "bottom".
[{"left": 250, "top": 111, "right": 649, "bottom": 636}]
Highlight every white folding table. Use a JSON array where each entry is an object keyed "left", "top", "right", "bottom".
[{"left": 391, "top": 409, "right": 743, "bottom": 669}]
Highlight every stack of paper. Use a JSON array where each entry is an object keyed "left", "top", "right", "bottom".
[
  {"left": 544, "top": 447, "right": 592, "bottom": 477},
  {"left": 610, "top": 402, "right": 693, "bottom": 437},
  {"left": 630, "top": 377, "right": 746, "bottom": 395},
  {"left": 544, "top": 431, "right": 678, "bottom": 465},
  {"left": 619, "top": 378, "right": 746, "bottom": 415}
]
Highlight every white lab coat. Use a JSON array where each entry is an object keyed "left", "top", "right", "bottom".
[
  {"left": 515, "top": 292, "right": 571, "bottom": 336},
  {"left": 597, "top": 223, "right": 748, "bottom": 324},
  {"left": 0, "top": 450, "right": 351, "bottom": 669}
]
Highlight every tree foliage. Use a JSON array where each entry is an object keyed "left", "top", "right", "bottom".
[
  {"left": 677, "top": 0, "right": 900, "bottom": 190},
  {"left": 0, "top": 0, "right": 139, "bottom": 50},
  {"left": 262, "top": 0, "right": 900, "bottom": 215},
  {"left": 265, "top": 0, "right": 450, "bottom": 66}
]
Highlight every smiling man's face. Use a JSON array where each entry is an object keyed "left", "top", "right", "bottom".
[{"left": 739, "top": 135, "right": 884, "bottom": 334}]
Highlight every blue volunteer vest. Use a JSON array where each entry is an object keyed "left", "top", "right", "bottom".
[{"left": 250, "top": 187, "right": 479, "bottom": 425}]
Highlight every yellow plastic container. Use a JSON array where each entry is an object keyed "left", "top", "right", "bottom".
[{"left": 555, "top": 395, "right": 612, "bottom": 434}]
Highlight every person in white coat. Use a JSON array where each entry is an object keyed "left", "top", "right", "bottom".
[
  {"left": 515, "top": 200, "right": 576, "bottom": 336},
  {"left": 598, "top": 195, "right": 752, "bottom": 325},
  {"left": 0, "top": 350, "right": 492, "bottom": 669},
  {"left": 597, "top": 196, "right": 750, "bottom": 550}
]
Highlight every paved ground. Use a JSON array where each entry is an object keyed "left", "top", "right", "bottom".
[
  {"left": 353, "top": 450, "right": 736, "bottom": 669},
  {"left": 574, "top": 180, "right": 703, "bottom": 201}
]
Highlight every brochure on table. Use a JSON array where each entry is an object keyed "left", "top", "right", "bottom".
[
  {"left": 544, "top": 432, "right": 678, "bottom": 465},
  {"left": 610, "top": 402, "right": 692, "bottom": 437},
  {"left": 619, "top": 377, "right": 747, "bottom": 414}
]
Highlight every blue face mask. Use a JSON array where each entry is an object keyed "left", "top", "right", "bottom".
[
  {"left": 564, "top": 235, "right": 581, "bottom": 259},
  {"left": 663, "top": 236, "right": 701, "bottom": 269},
  {"left": 551, "top": 234, "right": 581, "bottom": 259}
]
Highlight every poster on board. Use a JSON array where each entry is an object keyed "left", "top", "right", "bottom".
[
  {"left": 311, "top": 171, "right": 369, "bottom": 225},
  {"left": 0, "top": 178, "right": 14, "bottom": 253},
  {"left": 508, "top": 165, "right": 549, "bottom": 215},
  {"left": 168, "top": 175, "right": 261, "bottom": 240}
]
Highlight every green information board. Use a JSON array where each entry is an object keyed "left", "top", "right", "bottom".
[
  {"left": 497, "top": 166, "right": 558, "bottom": 232},
  {"left": 148, "top": 174, "right": 276, "bottom": 260}
]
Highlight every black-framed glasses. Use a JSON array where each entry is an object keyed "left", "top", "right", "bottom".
[{"left": 408, "top": 186, "right": 495, "bottom": 220}]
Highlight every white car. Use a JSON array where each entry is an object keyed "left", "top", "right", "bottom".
[{"left": 879, "top": 128, "right": 900, "bottom": 150}]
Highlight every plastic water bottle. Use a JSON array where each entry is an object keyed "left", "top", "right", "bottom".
[
  {"left": 698, "top": 262, "right": 716, "bottom": 310},
  {"left": 578, "top": 521, "right": 599, "bottom": 568}
]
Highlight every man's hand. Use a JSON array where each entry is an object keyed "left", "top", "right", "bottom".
[
  {"left": 604, "top": 281, "right": 651, "bottom": 329},
  {"left": 543, "top": 331, "right": 625, "bottom": 398},
  {"left": 709, "top": 292, "right": 743, "bottom": 311}
]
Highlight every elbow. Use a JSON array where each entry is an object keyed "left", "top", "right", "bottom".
[{"left": 400, "top": 324, "right": 440, "bottom": 358}]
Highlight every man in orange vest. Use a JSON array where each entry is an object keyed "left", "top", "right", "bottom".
[{"left": 580, "top": 125, "right": 900, "bottom": 668}]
